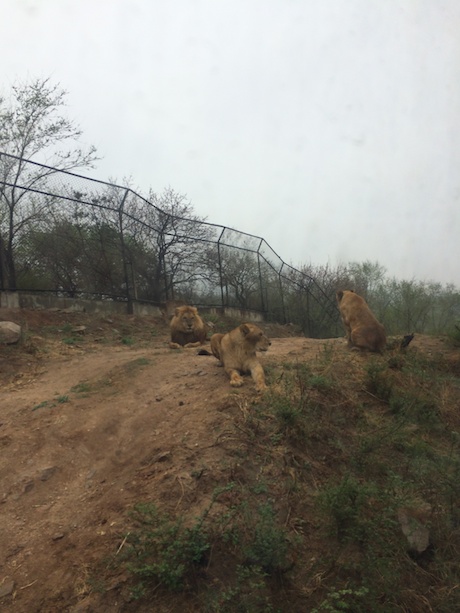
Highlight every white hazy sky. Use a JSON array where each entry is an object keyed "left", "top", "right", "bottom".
[{"left": 3, "top": 0, "right": 460, "bottom": 286}]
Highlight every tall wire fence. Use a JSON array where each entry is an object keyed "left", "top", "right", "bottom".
[{"left": 0, "top": 151, "right": 340, "bottom": 337}]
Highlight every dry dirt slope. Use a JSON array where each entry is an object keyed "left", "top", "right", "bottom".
[{"left": 0, "top": 309, "right": 458, "bottom": 612}]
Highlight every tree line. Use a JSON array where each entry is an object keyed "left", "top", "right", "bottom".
[{"left": 1, "top": 78, "right": 458, "bottom": 338}]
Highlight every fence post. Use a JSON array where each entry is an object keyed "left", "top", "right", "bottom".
[
  {"left": 257, "top": 240, "right": 266, "bottom": 314},
  {"left": 119, "top": 189, "right": 134, "bottom": 314},
  {"left": 277, "top": 263, "right": 287, "bottom": 324},
  {"left": 217, "top": 227, "right": 226, "bottom": 307}
]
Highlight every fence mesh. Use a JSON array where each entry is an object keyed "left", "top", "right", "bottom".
[{"left": 0, "top": 151, "right": 340, "bottom": 337}]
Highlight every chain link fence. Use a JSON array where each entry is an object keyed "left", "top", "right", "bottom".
[{"left": 0, "top": 151, "right": 340, "bottom": 337}]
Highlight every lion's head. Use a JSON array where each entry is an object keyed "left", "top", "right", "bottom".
[
  {"left": 172, "top": 305, "right": 203, "bottom": 333},
  {"left": 169, "top": 305, "right": 207, "bottom": 348},
  {"left": 240, "top": 323, "right": 271, "bottom": 351}
]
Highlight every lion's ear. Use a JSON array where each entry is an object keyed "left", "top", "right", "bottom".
[
  {"left": 174, "top": 307, "right": 181, "bottom": 316},
  {"left": 336, "top": 290, "right": 344, "bottom": 302},
  {"left": 240, "top": 324, "right": 250, "bottom": 336}
]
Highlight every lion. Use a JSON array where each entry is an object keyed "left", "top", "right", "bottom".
[
  {"left": 213, "top": 323, "right": 271, "bottom": 391},
  {"left": 336, "top": 289, "right": 386, "bottom": 353},
  {"left": 210, "top": 332, "right": 225, "bottom": 363},
  {"left": 169, "top": 305, "right": 207, "bottom": 349}
]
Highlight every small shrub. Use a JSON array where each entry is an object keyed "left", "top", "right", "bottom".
[
  {"left": 447, "top": 324, "right": 460, "bottom": 347},
  {"left": 365, "top": 361, "right": 393, "bottom": 402},
  {"left": 71, "top": 382, "right": 92, "bottom": 394},
  {"left": 312, "top": 585, "right": 370, "bottom": 613},
  {"left": 317, "top": 476, "right": 383, "bottom": 543},
  {"left": 121, "top": 336, "right": 135, "bottom": 346},
  {"left": 271, "top": 394, "right": 302, "bottom": 430},
  {"left": 309, "top": 374, "right": 335, "bottom": 393},
  {"left": 242, "top": 502, "right": 290, "bottom": 572},
  {"left": 124, "top": 503, "right": 210, "bottom": 594},
  {"left": 206, "top": 565, "right": 275, "bottom": 613}
]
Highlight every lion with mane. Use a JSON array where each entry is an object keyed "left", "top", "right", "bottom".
[
  {"left": 169, "top": 305, "right": 208, "bottom": 349},
  {"left": 336, "top": 289, "right": 386, "bottom": 353},
  {"left": 211, "top": 323, "right": 271, "bottom": 391}
]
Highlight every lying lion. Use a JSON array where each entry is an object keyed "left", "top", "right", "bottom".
[
  {"left": 336, "top": 290, "right": 386, "bottom": 353},
  {"left": 211, "top": 323, "right": 271, "bottom": 391},
  {"left": 169, "top": 305, "right": 207, "bottom": 349},
  {"left": 210, "top": 332, "right": 225, "bottom": 363}
]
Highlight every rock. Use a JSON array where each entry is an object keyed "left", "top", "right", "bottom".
[
  {"left": 0, "top": 321, "right": 21, "bottom": 344},
  {"left": 40, "top": 466, "right": 58, "bottom": 481},
  {"left": 71, "top": 325, "right": 87, "bottom": 334},
  {"left": 0, "top": 579, "right": 15, "bottom": 598},
  {"left": 23, "top": 480, "right": 34, "bottom": 493},
  {"left": 51, "top": 532, "right": 65, "bottom": 541},
  {"left": 398, "top": 504, "right": 431, "bottom": 553},
  {"left": 155, "top": 451, "right": 171, "bottom": 463}
]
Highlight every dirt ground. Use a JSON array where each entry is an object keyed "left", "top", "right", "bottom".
[{"left": 0, "top": 308, "right": 456, "bottom": 612}]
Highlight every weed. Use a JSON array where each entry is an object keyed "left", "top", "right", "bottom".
[
  {"left": 319, "top": 341, "right": 335, "bottom": 365},
  {"left": 311, "top": 585, "right": 369, "bottom": 613},
  {"left": 242, "top": 502, "right": 291, "bottom": 572},
  {"left": 447, "top": 324, "right": 460, "bottom": 347},
  {"left": 206, "top": 565, "right": 276, "bottom": 612},
  {"left": 271, "top": 393, "right": 302, "bottom": 430},
  {"left": 389, "top": 391, "right": 440, "bottom": 427},
  {"left": 317, "top": 475, "right": 396, "bottom": 544},
  {"left": 124, "top": 357, "right": 150, "bottom": 371},
  {"left": 125, "top": 503, "right": 210, "bottom": 593},
  {"left": 62, "top": 337, "right": 77, "bottom": 345},
  {"left": 32, "top": 400, "right": 49, "bottom": 411},
  {"left": 364, "top": 361, "right": 393, "bottom": 402},
  {"left": 121, "top": 336, "right": 135, "bottom": 346},
  {"left": 309, "top": 374, "right": 335, "bottom": 393},
  {"left": 56, "top": 395, "right": 69, "bottom": 403},
  {"left": 71, "top": 382, "right": 92, "bottom": 394}
]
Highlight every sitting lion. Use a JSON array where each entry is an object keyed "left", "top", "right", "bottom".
[
  {"left": 336, "top": 290, "right": 386, "bottom": 353},
  {"left": 212, "top": 323, "right": 271, "bottom": 391},
  {"left": 169, "top": 305, "right": 207, "bottom": 349}
]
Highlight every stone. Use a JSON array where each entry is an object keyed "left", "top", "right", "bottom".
[
  {"left": 0, "top": 321, "right": 21, "bottom": 344},
  {"left": 40, "top": 466, "right": 58, "bottom": 481},
  {"left": 0, "top": 580, "right": 15, "bottom": 598},
  {"left": 398, "top": 505, "right": 431, "bottom": 553}
]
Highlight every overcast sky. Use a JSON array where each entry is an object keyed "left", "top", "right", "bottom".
[{"left": 3, "top": 0, "right": 460, "bottom": 286}]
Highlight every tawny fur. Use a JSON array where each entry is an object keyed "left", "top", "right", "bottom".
[
  {"left": 216, "top": 323, "right": 271, "bottom": 391},
  {"left": 169, "top": 305, "right": 207, "bottom": 349},
  {"left": 210, "top": 333, "right": 225, "bottom": 363},
  {"left": 336, "top": 290, "right": 386, "bottom": 353}
]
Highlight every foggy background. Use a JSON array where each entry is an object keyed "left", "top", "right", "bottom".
[{"left": 3, "top": 0, "right": 459, "bottom": 285}]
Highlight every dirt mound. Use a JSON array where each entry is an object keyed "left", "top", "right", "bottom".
[{"left": 0, "top": 309, "right": 458, "bottom": 612}]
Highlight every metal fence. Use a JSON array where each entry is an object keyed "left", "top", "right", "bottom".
[{"left": 0, "top": 151, "right": 340, "bottom": 337}]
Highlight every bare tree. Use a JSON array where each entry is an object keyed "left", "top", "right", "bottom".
[
  {"left": 129, "top": 187, "right": 213, "bottom": 301},
  {"left": 0, "top": 77, "right": 99, "bottom": 289}
]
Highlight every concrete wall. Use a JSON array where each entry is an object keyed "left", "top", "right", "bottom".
[{"left": 0, "top": 291, "right": 264, "bottom": 322}]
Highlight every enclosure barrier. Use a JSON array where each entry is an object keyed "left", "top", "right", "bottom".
[{"left": 0, "top": 151, "right": 340, "bottom": 337}]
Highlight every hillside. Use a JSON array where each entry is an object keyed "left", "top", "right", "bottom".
[{"left": 0, "top": 308, "right": 459, "bottom": 612}]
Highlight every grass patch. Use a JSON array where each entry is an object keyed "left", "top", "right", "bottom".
[
  {"left": 71, "top": 381, "right": 92, "bottom": 394},
  {"left": 105, "top": 340, "right": 460, "bottom": 612},
  {"left": 121, "top": 336, "right": 135, "bottom": 346}
]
